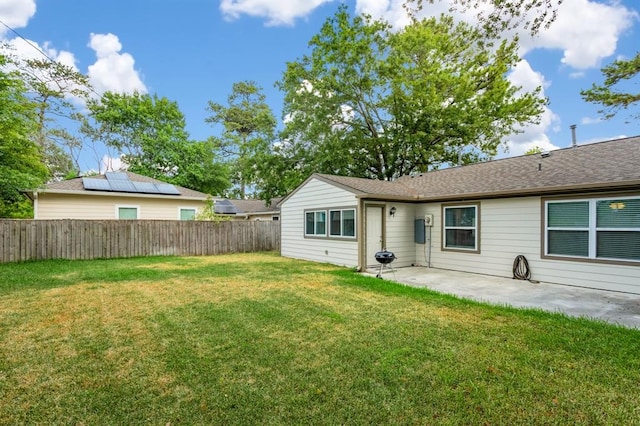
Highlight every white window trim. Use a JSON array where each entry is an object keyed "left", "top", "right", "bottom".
[
  {"left": 116, "top": 205, "right": 140, "bottom": 220},
  {"left": 544, "top": 195, "right": 640, "bottom": 263},
  {"left": 443, "top": 204, "right": 478, "bottom": 252}
]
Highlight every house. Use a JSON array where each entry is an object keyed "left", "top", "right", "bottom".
[
  {"left": 280, "top": 135, "right": 640, "bottom": 294},
  {"left": 214, "top": 198, "right": 281, "bottom": 221},
  {"left": 26, "top": 171, "right": 210, "bottom": 220}
]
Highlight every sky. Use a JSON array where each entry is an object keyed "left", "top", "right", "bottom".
[{"left": 0, "top": 0, "right": 638, "bottom": 172}]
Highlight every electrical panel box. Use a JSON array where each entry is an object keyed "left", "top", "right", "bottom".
[
  {"left": 414, "top": 219, "right": 426, "bottom": 244},
  {"left": 424, "top": 214, "right": 434, "bottom": 227}
]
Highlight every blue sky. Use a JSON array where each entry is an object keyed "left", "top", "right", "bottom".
[{"left": 1, "top": 0, "right": 638, "bottom": 172}]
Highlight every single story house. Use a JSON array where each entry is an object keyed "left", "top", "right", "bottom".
[
  {"left": 26, "top": 171, "right": 210, "bottom": 220},
  {"left": 280, "top": 135, "right": 640, "bottom": 294},
  {"left": 214, "top": 198, "right": 281, "bottom": 221}
]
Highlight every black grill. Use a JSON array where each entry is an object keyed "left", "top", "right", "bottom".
[
  {"left": 374, "top": 250, "right": 396, "bottom": 278},
  {"left": 375, "top": 250, "right": 396, "bottom": 264}
]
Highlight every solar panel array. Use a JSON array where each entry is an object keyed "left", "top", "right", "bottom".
[
  {"left": 214, "top": 199, "right": 239, "bottom": 214},
  {"left": 82, "top": 172, "right": 182, "bottom": 195}
]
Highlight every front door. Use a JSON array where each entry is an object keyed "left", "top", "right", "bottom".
[{"left": 365, "top": 206, "right": 384, "bottom": 268}]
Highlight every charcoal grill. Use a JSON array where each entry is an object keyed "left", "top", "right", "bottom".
[{"left": 375, "top": 249, "right": 396, "bottom": 278}]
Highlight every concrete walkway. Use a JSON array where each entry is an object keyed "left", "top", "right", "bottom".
[{"left": 365, "top": 266, "right": 640, "bottom": 329}]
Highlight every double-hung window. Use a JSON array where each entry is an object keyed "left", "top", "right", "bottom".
[
  {"left": 305, "top": 210, "right": 327, "bottom": 236},
  {"left": 329, "top": 209, "right": 356, "bottom": 238},
  {"left": 545, "top": 196, "right": 640, "bottom": 262},
  {"left": 443, "top": 204, "right": 479, "bottom": 251}
]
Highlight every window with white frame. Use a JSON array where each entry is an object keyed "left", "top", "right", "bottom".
[
  {"left": 545, "top": 196, "right": 640, "bottom": 262},
  {"left": 180, "top": 208, "right": 196, "bottom": 221},
  {"left": 329, "top": 209, "right": 356, "bottom": 238},
  {"left": 443, "top": 204, "right": 478, "bottom": 251},
  {"left": 118, "top": 206, "right": 139, "bottom": 220},
  {"left": 305, "top": 210, "right": 327, "bottom": 236}
]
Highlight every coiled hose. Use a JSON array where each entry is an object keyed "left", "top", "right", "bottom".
[{"left": 512, "top": 255, "right": 532, "bottom": 281}]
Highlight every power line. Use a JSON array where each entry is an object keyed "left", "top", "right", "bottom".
[
  {"left": 0, "top": 18, "right": 103, "bottom": 100},
  {"left": 0, "top": 18, "right": 59, "bottom": 64}
]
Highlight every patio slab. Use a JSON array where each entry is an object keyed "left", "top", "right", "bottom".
[{"left": 365, "top": 266, "right": 640, "bottom": 329}]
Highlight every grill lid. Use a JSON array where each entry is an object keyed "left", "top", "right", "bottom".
[{"left": 374, "top": 250, "right": 396, "bottom": 264}]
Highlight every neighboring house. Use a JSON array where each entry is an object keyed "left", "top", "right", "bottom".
[
  {"left": 280, "top": 136, "right": 640, "bottom": 294},
  {"left": 215, "top": 198, "right": 281, "bottom": 221},
  {"left": 26, "top": 171, "right": 210, "bottom": 220}
]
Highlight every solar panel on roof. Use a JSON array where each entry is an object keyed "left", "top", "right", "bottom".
[
  {"left": 105, "top": 172, "right": 129, "bottom": 181},
  {"left": 109, "top": 180, "right": 136, "bottom": 192},
  {"left": 133, "top": 182, "right": 160, "bottom": 194},
  {"left": 215, "top": 199, "right": 239, "bottom": 214},
  {"left": 82, "top": 178, "right": 111, "bottom": 191},
  {"left": 83, "top": 174, "right": 181, "bottom": 196},
  {"left": 155, "top": 183, "right": 181, "bottom": 195}
]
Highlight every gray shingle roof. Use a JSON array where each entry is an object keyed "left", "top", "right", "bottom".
[
  {"left": 314, "top": 174, "right": 418, "bottom": 197},
  {"left": 39, "top": 171, "right": 209, "bottom": 199},
  {"left": 397, "top": 136, "right": 640, "bottom": 200},
  {"left": 214, "top": 198, "right": 282, "bottom": 214},
  {"left": 310, "top": 136, "right": 640, "bottom": 201}
]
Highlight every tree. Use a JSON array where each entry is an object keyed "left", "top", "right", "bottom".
[
  {"left": 277, "top": 7, "right": 545, "bottom": 184},
  {"left": 405, "top": 0, "right": 562, "bottom": 36},
  {"left": 205, "top": 81, "right": 276, "bottom": 198},
  {"left": 0, "top": 55, "right": 48, "bottom": 217},
  {"left": 14, "top": 56, "right": 92, "bottom": 179},
  {"left": 82, "top": 91, "right": 229, "bottom": 195},
  {"left": 581, "top": 52, "right": 640, "bottom": 122}
]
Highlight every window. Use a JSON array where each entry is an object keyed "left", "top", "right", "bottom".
[
  {"left": 329, "top": 209, "right": 356, "bottom": 238},
  {"left": 180, "top": 208, "right": 196, "bottom": 221},
  {"left": 545, "top": 196, "right": 640, "bottom": 262},
  {"left": 118, "top": 206, "right": 138, "bottom": 220},
  {"left": 305, "top": 208, "right": 356, "bottom": 238},
  {"left": 443, "top": 204, "right": 478, "bottom": 251},
  {"left": 305, "top": 211, "right": 326, "bottom": 236}
]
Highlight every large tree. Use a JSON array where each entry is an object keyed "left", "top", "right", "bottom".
[
  {"left": 13, "top": 56, "right": 92, "bottom": 179},
  {"left": 205, "top": 81, "right": 276, "bottom": 198},
  {"left": 581, "top": 52, "right": 640, "bottom": 122},
  {"left": 82, "top": 91, "right": 229, "bottom": 195},
  {"left": 277, "top": 7, "right": 545, "bottom": 183},
  {"left": 0, "top": 55, "right": 48, "bottom": 217}
]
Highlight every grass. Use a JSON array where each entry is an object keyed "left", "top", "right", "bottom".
[{"left": 1, "top": 252, "right": 639, "bottom": 424}]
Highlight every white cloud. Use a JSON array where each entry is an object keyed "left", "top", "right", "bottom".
[
  {"left": 220, "top": 0, "right": 334, "bottom": 26},
  {"left": 87, "top": 33, "right": 146, "bottom": 96},
  {"left": 580, "top": 116, "right": 602, "bottom": 125},
  {"left": 503, "top": 60, "right": 560, "bottom": 156},
  {"left": 100, "top": 154, "right": 127, "bottom": 173},
  {"left": 355, "top": 0, "right": 414, "bottom": 28},
  {"left": 0, "top": 0, "right": 35, "bottom": 36},
  {"left": 518, "top": 0, "right": 638, "bottom": 69}
]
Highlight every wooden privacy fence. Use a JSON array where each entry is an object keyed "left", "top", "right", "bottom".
[{"left": 0, "top": 219, "right": 280, "bottom": 263}]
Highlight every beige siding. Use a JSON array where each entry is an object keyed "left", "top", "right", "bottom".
[
  {"left": 281, "top": 178, "right": 359, "bottom": 267},
  {"left": 36, "top": 193, "right": 205, "bottom": 220},
  {"left": 415, "top": 197, "right": 640, "bottom": 294},
  {"left": 383, "top": 202, "right": 416, "bottom": 268}
]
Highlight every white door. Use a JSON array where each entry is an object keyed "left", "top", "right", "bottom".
[{"left": 366, "top": 206, "right": 383, "bottom": 267}]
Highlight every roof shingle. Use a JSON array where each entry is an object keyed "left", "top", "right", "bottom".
[{"left": 309, "top": 136, "right": 640, "bottom": 201}]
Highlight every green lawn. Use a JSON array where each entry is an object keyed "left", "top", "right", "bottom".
[{"left": 1, "top": 252, "right": 638, "bottom": 424}]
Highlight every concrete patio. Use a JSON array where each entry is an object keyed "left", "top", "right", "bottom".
[{"left": 364, "top": 266, "right": 640, "bottom": 329}]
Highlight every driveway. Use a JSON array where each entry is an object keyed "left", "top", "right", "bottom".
[{"left": 366, "top": 266, "right": 640, "bottom": 329}]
